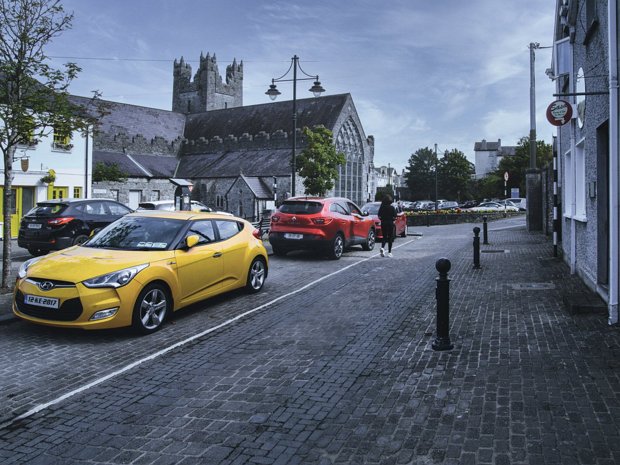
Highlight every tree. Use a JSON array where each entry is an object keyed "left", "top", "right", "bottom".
[
  {"left": 297, "top": 125, "right": 346, "bottom": 196},
  {"left": 93, "top": 162, "right": 128, "bottom": 182},
  {"left": 0, "top": 0, "right": 102, "bottom": 290},
  {"left": 405, "top": 147, "right": 436, "bottom": 200},
  {"left": 496, "top": 136, "right": 552, "bottom": 197},
  {"left": 437, "top": 148, "right": 474, "bottom": 201}
]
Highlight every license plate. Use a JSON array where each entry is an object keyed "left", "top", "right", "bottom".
[
  {"left": 27, "top": 223, "right": 42, "bottom": 229},
  {"left": 25, "top": 294, "right": 59, "bottom": 309},
  {"left": 284, "top": 233, "right": 303, "bottom": 240}
]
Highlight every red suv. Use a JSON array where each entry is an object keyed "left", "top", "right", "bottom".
[{"left": 269, "top": 197, "right": 375, "bottom": 259}]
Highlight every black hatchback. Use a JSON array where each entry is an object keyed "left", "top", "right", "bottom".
[{"left": 18, "top": 199, "right": 133, "bottom": 256}]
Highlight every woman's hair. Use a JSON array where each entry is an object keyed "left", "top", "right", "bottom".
[{"left": 382, "top": 194, "right": 392, "bottom": 205}]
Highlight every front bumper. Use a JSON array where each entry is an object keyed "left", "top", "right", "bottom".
[{"left": 13, "top": 278, "right": 141, "bottom": 330}]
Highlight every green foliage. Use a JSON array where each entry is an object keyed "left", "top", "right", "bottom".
[
  {"left": 437, "top": 148, "right": 474, "bottom": 201},
  {"left": 405, "top": 147, "right": 437, "bottom": 200},
  {"left": 494, "top": 136, "right": 552, "bottom": 197},
  {"left": 93, "top": 162, "right": 128, "bottom": 182},
  {"left": 297, "top": 126, "right": 346, "bottom": 196}
]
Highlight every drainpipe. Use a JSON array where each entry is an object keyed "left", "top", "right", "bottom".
[
  {"left": 84, "top": 126, "right": 90, "bottom": 198},
  {"left": 609, "top": 0, "right": 619, "bottom": 324}
]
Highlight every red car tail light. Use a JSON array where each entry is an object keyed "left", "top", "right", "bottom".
[
  {"left": 47, "top": 217, "right": 75, "bottom": 227},
  {"left": 252, "top": 228, "right": 262, "bottom": 239},
  {"left": 312, "top": 217, "right": 333, "bottom": 225}
]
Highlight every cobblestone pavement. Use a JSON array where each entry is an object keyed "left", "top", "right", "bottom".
[{"left": 1, "top": 217, "right": 619, "bottom": 465}]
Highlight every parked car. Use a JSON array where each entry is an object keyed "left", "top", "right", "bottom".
[
  {"left": 269, "top": 196, "right": 375, "bottom": 259},
  {"left": 13, "top": 210, "right": 268, "bottom": 334},
  {"left": 459, "top": 200, "right": 479, "bottom": 209},
  {"left": 18, "top": 199, "right": 133, "bottom": 256},
  {"left": 437, "top": 200, "right": 459, "bottom": 210},
  {"left": 413, "top": 200, "right": 436, "bottom": 211},
  {"left": 361, "top": 202, "right": 407, "bottom": 239},
  {"left": 467, "top": 201, "right": 519, "bottom": 212},
  {"left": 137, "top": 200, "right": 212, "bottom": 212},
  {"left": 506, "top": 197, "right": 527, "bottom": 210}
]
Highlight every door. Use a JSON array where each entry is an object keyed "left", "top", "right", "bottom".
[
  {"left": 174, "top": 220, "right": 223, "bottom": 304},
  {"left": 597, "top": 121, "right": 609, "bottom": 286},
  {"left": 215, "top": 219, "right": 246, "bottom": 288},
  {"left": 347, "top": 201, "right": 370, "bottom": 242},
  {"left": 0, "top": 187, "right": 23, "bottom": 238},
  {"left": 128, "top": 190, "right": 142, "bottom": 210}
]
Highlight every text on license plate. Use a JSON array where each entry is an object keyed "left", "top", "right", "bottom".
[
  {"left": 25, "top": 294, "right": 59, "bottom": 309},
  {"left": 284, "top": 233, "right": 303, "bottom": 240},
  {"left": 27, "top": 223, "right": 42, "bottom": 229}
]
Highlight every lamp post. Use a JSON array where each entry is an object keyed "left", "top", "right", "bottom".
[{"left": 266, "top": 55, "right": 325, "bottom": 197}]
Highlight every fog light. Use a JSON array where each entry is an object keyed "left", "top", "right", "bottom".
[{"left": 90, "top": 307, "right": 119, "bottom": 321}]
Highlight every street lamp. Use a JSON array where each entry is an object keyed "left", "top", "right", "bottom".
[{"left": 266, "top": 55, "right": 325, "bottom": 196}]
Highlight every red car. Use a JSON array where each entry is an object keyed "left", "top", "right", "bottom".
[
  {"left": 269, "top": 197, "right": 376, "bottom": 259},
  {"left": 361, "top": 202, "right": 408, "bottom": 240}
]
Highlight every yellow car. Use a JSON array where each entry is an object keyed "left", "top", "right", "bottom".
[{"left": 13, "top": 211, "right": 268, "bottom": 334}]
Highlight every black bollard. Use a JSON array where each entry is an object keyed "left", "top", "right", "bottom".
[
  {"left": 473, "top": 227, "right": 481, "bottom": 269},
  {"left": 433, "top": 258, "right": 454, "bottom": 351},
  {"left": 482, "top": 216, "right": 489, "bottom": 245}
]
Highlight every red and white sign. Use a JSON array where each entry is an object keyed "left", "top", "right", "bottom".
[{"left": 546, "top": 100, "right": 573, "bottom": 126}]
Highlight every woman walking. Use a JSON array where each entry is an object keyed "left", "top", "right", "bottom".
[{"left": 378, "top": 194, "right": 397, "bottom": 257}]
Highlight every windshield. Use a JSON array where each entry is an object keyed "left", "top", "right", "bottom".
[
  {"left": 362, "top": 203, "right": 380, "bottom": 215},
  {"left": 85, "top": 216, "right": 185, "bottom": 250},
  {"left": 278, "top": 201, "right": 323, "bottom": 215}
]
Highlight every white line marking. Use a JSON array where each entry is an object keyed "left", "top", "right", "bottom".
[{"left": 1, "top": 239, "right": 417, "bottom": 429}]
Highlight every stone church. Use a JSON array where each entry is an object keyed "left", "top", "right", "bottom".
[{"left": 90, "top": 53, "right": 374, "bottom": 220}]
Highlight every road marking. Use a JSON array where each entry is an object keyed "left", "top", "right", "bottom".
[{"left": 1, "top": 239, "right": 417, "bottom": 430}]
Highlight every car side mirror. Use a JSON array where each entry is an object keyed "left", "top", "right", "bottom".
[{"left": 185, "top": 234, "right": 200, "bottom": 249}]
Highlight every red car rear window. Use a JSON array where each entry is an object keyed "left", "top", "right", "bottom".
[{"left": 278, "top": 201, "right": 323, "bottom": 215}]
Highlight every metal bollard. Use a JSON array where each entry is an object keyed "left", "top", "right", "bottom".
[
  {"left": 482, "top": 216, "right": 488, "bottom": 244},
  {"left": 433, "top": 258, "right": 454, "bottom": 351},
  {"left": 473, "top": 227, "right": 481, "bottom": 269}
]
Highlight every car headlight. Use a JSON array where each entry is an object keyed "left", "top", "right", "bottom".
[
  {"left": 82, "top": 264, "right": 149, "bottom": 289},
  {"left": 17, "top": 256, "right": 44, "bottom": 279}
]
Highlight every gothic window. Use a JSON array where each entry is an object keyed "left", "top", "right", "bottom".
[{"left": 335, "top": 118, "right": 364, "bottom": 205}]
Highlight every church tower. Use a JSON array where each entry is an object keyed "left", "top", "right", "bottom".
[{"left": 172, "top": 52, "right": 243, "bottom": 114}]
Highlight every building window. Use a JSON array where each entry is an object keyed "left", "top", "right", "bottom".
[
  {"left": 575, "top": 141, "right": 586, "bottom": 219},
  {"left": 563, "top": 150, "right": 573, "bottom": 217},
  {"left": 216, "top": 194, "right": 224, "bottom": 209},
  {"left": 150, "top": 190, "right": 160, "bottom": 201},
  {"left": 585, "top": 0, "right": 598, "bottom": 40},
  {"left": 110, "top": 189, "right": 119, "bottom": 201},
  {"left": 73, "top": 187, "right": 82, "bottom": 199},
  {"left": 52, "top": 124, "right": 72, "bottom": 151}
]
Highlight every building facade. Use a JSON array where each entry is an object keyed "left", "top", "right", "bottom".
[
  {"left": 551, "top": 0, "right": 619, "bottom": 323},
  {"left": 473, "top": 139, "right": 517, "bottom": 179}
]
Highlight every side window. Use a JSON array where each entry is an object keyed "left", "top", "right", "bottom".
[
  {"left": 187, "top": 220, "right": 215, "bottom": 246},
  {"left": 88, "top": 202, "right": 106, "bottom": 216},
  {"left": 348, "top": 203, "right": 362, "bottom": 216},
  {"left": 106, "top": 202, "right": 131, "bottom": 216},
  {"left": 216, "top": 220, "right": 241, "bottom": 241},
  {"left": 330, "top": 203, "right": 348, "bottom": 215}
]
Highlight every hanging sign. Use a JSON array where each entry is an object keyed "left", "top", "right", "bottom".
[{"left": 546, "top": 100, "right": 573, "bottom": 126}]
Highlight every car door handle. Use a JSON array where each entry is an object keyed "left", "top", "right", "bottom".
[{"left": 213, "top": 252, "right": 222, "bottom": 258}]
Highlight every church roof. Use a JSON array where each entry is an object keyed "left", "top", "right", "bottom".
[
  {"left": 71, "top": 96, "right": 186, "bottom": 143},
  {"left": 183, "top": 93, "right": 350, "bottom": 142},
  {"left": 93, "top": 151, "right": 178, "bottom": 178},
  {"left": 176, "top": 149, "right": 292, "bottom": 178},
  {"left": 240, "top": 175, "right": 274, "bottom": 199}
]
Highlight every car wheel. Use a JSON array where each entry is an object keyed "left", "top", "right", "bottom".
[
  {"left": 246, "top": 257, "right": 267, "bottom": 293},
  {"left": 27, "top": 247, "right": 48, "bottom": 257},
  {"left": 362, "top": 228, "right": 375, "bottom": 251},
  {"left": 327, "top": 233, "right": 345, "bottom": 260},
  {"left": 272, "top": 245, "right": 287, "bottom": 256},
  {"left": 132, "top": 283, "right": 170, "bottom": 335},
  {"left": 73, "top": 234, "right": 89, "bottom": 246}
]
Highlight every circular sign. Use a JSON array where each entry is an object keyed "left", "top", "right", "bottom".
[
  {"left": 504, "top": 171, "right": 509, "bottom": 181},
  {"left": 546, "top": 100, "right": 573, "bottom": 126}
]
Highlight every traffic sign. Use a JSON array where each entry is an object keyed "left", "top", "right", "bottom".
[{"left": 504, "top": 171, "right": 509, "bottom": 182}]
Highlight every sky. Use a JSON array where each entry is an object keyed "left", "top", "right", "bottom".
[{"left": 45, "top": 0, "right": 558, "bottom": 172}]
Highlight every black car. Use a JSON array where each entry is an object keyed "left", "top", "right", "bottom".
[{"left": 18, "top": 199, "right": 133, "bottom": 256}]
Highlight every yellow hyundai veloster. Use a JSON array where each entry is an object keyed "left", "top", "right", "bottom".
[{"left": 13, "top": 211, "right": 268, "bottom": 334}]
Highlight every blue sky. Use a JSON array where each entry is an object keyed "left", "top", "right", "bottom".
[{"left": 46, "top": 0, "right": 557, "bottom": 171}]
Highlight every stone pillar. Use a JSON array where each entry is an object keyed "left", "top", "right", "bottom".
[{"left": 526, "top": 168, "right": 542, "bottom": 231}]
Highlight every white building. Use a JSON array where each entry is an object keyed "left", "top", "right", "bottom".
[{"left": 473, "top": 139, "right": 517, "bottom": 179}]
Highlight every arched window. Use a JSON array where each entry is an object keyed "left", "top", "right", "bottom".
[{"left": 335, "top": 118, "right": 364, "bottom": 205}]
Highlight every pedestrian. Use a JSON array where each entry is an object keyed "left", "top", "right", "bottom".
[{"left": 378, "top": 194, "right": 397, "bottom": 257}]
